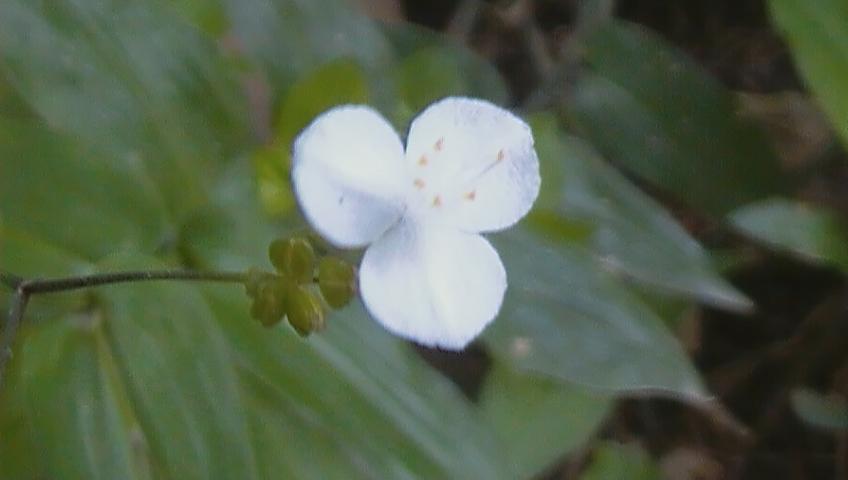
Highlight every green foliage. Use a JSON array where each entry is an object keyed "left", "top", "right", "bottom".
[
  {"left": 93, "top": 256, "right": 258, "bottom": 479},
  {"left": 255, "top": 59, "right": 370, "bottom": 216},
  {"left": 2, "top": 0, "right": 845, "bottom": 478},
  {"left": 1, "top": 193, "right": 512, "bottom": 479},
  {"left": 0, "top": 0, "right": 248, "bottom": 217},
  {"left": 580, "top": 442, "right": 661, "bottom": 480},
  {"left": 219, "top": 0, "right": 395, "bottom": 93},
  {"left": 395, "top": 48, "right": 468, "bottom": 115},
  {"left": 531, "top": 115, "right": 752, "bottom": 311},
  {"left": 0, "top": 0, "right": 511, "bottom": 478},
  {"left": 486, "top": 231, "right": 706, "bottom": 398},
  {"left": 769, "top": 0, "right": 848, "bottom": 148},
  {"left": 386, "top": 23, "right": 508, "bottom": 104},
  {"left": 275, "top": 59, "right": 370, "bottom": 143},
  {"left": 0, "top": 119, "right": 167, "bottom": 263},
  {"left": 730, "top": 199, "right": 848, "bottom": 271},
  {"left": 205, "top": 289, "right": 511, "bottom": 479},
  {"left": 169, "top": 0, "right": 228, "bottom": 35},
  {"left": 480, "top": 364, "right": 612, "bottom": 478},
  {"left": 569, "top": 20, "right": 786, "bottom": 216},
  {"left": 18, "top": 317, "right": 148, "bottom": 480},
  {"left": 386, "top": 23, "right": 508, "bottom": 126},
  {"left": 790, "top": 388, "right": 848, "bottom": 431}
]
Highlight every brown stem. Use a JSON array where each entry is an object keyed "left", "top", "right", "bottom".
[{"left": 0, "top": 269, "right": 249, "bottom": 389}]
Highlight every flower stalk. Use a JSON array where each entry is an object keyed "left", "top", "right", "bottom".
[{"left": 0, "top": 269, "right": 249, "bottom": 389}]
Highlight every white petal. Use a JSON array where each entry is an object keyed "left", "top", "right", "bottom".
[
  {"left": 403, "top": 97, "right": 540, "bottom": 232},
  {"left": 359, "top": 219, "right": 506, "bottom": 350},
  {"left": 292, "top": 105, "right": 407, "bottom": 248}
]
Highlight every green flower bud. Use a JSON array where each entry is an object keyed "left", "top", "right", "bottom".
[
  {"left": 244, "top": 267, "right": 265, "bottom": 299},
  {"left": 318, "top": 256, "right": 357, "bottom": 309},
  {"left": 286, "top": 285, "right": 325, "bottom": 337},
  {"left": 250, "top": 278, "right": 289, "bottom": 327},
  {"left": 268, "top": 237, "right": 315, "bottom": 284}
]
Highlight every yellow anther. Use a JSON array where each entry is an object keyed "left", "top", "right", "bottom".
[
  {"left": 432, "top": 195, "right": 442, "bottom": 207},
  {"left": 496, "top": 149, "right": 505, "bottom": 162},
  {"left": 464, "top": 190, "right": 476, "bottom": 201},
  {"left": 418, "top": 155, "right": 428, "bottom": 166},
  {"left": 413, "top": 178, "right": 426, "bottom": 189}
]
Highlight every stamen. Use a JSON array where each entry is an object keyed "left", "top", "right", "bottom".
[
  {"left": 432, "top": 195, "right": 442, "bottom": 207},
  {"left": 444, "top": 147, "right": 507, "bottom": 202},
  {"left": 468, "top": 149, "right": 506, "bottom": 184},
  {"left": 434, "top": 137, "right": 444, "bottom": 151},
  {"left": 418, "top": 155, "right": 428, "bottom": 166},
  {"left": 413, "top": 178, "right": 426, "bottom": 189}
]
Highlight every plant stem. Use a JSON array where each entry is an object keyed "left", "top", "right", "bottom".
[
  {"left": 0, "top": 269, "right": 249, "bottom": 389},
  {"left": 0, "top": 273, "right": 23, "bottom": 290},
  {"left": 0, "top": 290, "right": 28, "bottom": 388},
  {"left": 20, "top": 270, "right": 248, "bottom": 294}
]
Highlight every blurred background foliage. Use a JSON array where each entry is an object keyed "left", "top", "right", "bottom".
[{"left": 1, "top": 0, "right": 848, "bottom": 478}]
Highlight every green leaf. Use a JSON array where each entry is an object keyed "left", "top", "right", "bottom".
[
  {"left": 0, "top": 223, "right": 91, "bottom": 279},
  {"left": 730, "top": 198, "right": 848, "bottom": 271},
  {"left": 0, "top": 0, "right": 248, "bottom": 216},
  {"left": 569, "top": 20, "right": 785, "bottom": 215},
  {"left": 531, "top": 115, "right": 751, "bottom": 311},
  {"left": 394, "top": 48, "right": 468, "bottom": 115},
  {"left": 275, "top": 59, "right": 370, "bottom": 145},
  {"left": 0, "top": 324, "right": 46, "bottom": 480},
  {"left": 204, "top": 288, "right": 510, "bottom": 479},
  {"left": 386, "top": 24, "right": 508, "bottom": 125},
  {"left": 480, "top": 364, "right": 612, "bottom": 478},
  {"left": 769, "top": 0, "right": 848, "bottom": 148},
  {"left": 18, "top": 313, "right": 152, "bottom": 480},
  {"left": 486, "top": 229, "right": 706, "bottom": 399},
  {"left": 242, "top": 375, "right": 380, "bottom": 479},
  {"left": 254, "top": 59, "right": 371, "bottom": 216},
  {"left": 95, "top": 256, "right": 258, "bottom": 480},
  {"left": 580, "top": 442, "right": 661, "bottom": 480},
  {"left": 0, "top": 117, "right": 111, "bottom": 393},
  {"left": 169, "top": 0, "right": 228, "bottom": 35},
  {"left": 181, "top": 154, "right": 510, "bottom": 478},
  {"left": 0, "top": 1, "right": 519, "bottom": 478},
  {"left": 0, "top": 116, "right": 168, "bottom": 322},
  {"left": 0, "top": 75, "right": 31, "bottom": 119},
  {"left": 178, "top": 160, "right": 287, "bottom": 271},
  {"left": 1, "top": 258, "right": 259, "bottom": 480},
  {"left": 221, "top": 0, "right": 394, "bottom": 91},
  {"left": 790, "top": 388, "right": 848, "bottom": 431},
  {"left": 0, "top": 118, "right": 169, "bottom": 263}
]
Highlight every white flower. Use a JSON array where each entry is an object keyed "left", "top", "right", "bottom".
[{"left": 291, "top": 97, "right": 540, "bottom": 350}]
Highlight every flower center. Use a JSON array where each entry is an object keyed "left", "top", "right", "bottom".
[{"left": 404, "top": 136, "right": 507, "bottom": 219}]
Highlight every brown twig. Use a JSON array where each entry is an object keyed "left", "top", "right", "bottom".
[{"left": 0, "top": 269, "right": 249, "bottom": 389}]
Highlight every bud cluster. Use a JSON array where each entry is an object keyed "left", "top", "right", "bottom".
[{"left": 245, "top": 236, "right": 357, "bottom": 337}]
